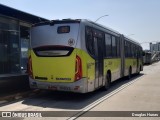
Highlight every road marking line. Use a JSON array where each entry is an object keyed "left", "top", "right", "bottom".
[{"left": 68, "top": 78, "right": 140, "bottom": 120}]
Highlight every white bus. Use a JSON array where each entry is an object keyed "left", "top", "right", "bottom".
[{"left": 28, "top": 19, "right": 143, "bottom": 93}]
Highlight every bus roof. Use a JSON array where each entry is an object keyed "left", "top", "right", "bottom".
[
  {"left": 32, "top": 19, "right": 141, "bottom": 47},
  {"left": 81, "top": 19, "right": 141, "bottom": 47},
  {"left": 32, "top": 19, "right": 81, "bottom": 27},
  {"left": 123, "top": 35, "right": 141, "bottom": 46}
]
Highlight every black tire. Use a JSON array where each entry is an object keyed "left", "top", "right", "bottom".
[
  {"left": 128, "top": 67, "right": 132, "bottom": 79},
  {"left": 137, "top": 68, "right": 140, "bottom": 75},
  {"left": 137, "top": 71, "right": 140, "bottom": 75},
  {"left": 137, "top": 65, "right": 141, "bottom": 75},
  {"left": 104, "top": 73, "right": 111, "bottom": 90}
]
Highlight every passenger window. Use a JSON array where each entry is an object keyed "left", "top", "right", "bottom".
[
  {"left": 131, "top": 44, "right": 134, "bottom": 58},
  {"left": 125, "top": 40, "right": 127, "bottom": 57},
  {"left": 105, "top": 34, "right": 112, "bottom": 57},
  {"left": 125, "top": 40, "right": 130, "bottom": 57},
  {"left": 128, "top": 42, "right": 131, "bottom": 57},
  {"left": 85, "top": 27, "right": 95, "bottom": 55},
  {"left": 117, "top": 38, "right": 120, "bottom": 57},
  {"left": 134, "top": 45, "right": 136, "bottom": 58},
  {"left": 112, "top": 36, "right": 117, "bottom": 57}
]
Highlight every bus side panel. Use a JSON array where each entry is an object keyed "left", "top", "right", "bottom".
[
  {"left": 125, "top": 58, "right": 137, "bottom": 76},
  {"left": 124, "top": 57, "right": 144, "bottom": 76},
  {"left": 77, "top": 49, "right": 95, "bottom": 92},
  {"left": 125, "top": 58, "right": 130, "bottom": 76},
  {"left": 133, "top": 59, "right": 137, "bottom": 73},
  {"left": 103, "top": 58, "right": 121, "bottom": 82}
]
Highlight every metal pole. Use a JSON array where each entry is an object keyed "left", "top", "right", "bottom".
[{"left": 95, "top": 15, "right": 109, "bottom": 22}]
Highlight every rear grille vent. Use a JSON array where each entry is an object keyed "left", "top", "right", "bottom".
[{"left": 35, "top": 76, "right": 48, "bottom": 80}]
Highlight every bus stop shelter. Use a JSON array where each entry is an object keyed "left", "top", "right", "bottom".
[{"left": 0, "top": 4, "right": 48, "bottom": 93}]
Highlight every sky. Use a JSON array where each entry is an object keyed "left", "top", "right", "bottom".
[{"left": 0, "top": 0, "right": 160, "bottom": 50}]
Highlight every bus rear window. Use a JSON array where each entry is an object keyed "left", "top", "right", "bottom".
[
  {"left": 36, "top": 50, "right": 69, "bottom": 56},
  {"left": 57, "top": 26, "right": 70, "bottom": 34},
  {"left": 33, "top": 46, "right": 74, "bottom": 57}
]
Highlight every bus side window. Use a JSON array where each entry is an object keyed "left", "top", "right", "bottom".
[
  {"left": 125, "top": 40, "right": 127, "bottom": 57},
  {"left": 131, "top": 44, "right": 134, "bottom": 58},
  {"left": 126, "top": 41, "right": 131, "bottom": 57},
  {"left": 128, "top": 42, "right": 131, "bottom": 57},
  {"left": 112, "top": 36, "right": 117, "bottom": 57},
  {"left": 133, "top": 45, "right": 136, "bottom": 58},
  {"left": 135, "top": 46, "right": 138, "bottom": 58},
  {"left": 92, "top": 29, "right": 103, "bottom": 57},
  {"left": 138, "top": 47, "right": 141, "bottom": 58},
  {"left": 117, "top": 38, "right": 120, "bottom": 57},
  {"left": 105, "top": 34, "right": 112, "bottom": 58},
  {"left": 85, "top": 27, "right": 95, "bottom": 56}
]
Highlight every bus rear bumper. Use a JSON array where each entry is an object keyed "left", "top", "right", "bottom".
[{"left": 29, "top": 77, "right": 87, "bottom": 93}]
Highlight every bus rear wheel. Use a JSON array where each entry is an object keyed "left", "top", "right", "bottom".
[
  {"left": 128, "top": 67, "right": 132, "bottom": 79},
  {"left": 104, "top": 73, "right": 111, "bottom": 90}
]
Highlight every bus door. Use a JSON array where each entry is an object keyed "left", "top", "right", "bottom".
[{"left": 94, "top": 32, "right": 104, "bottom": 89}]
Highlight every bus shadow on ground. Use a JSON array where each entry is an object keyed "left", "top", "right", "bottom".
[{"left": 21, "top": 73, "right": 144, "bottom": 110}]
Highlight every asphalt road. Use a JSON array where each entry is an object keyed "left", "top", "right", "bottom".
[{"left": 0, "top": 61, "right": 160, "bottom": 120}]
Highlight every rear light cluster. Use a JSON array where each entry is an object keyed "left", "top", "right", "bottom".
[
  {"left": 75, "top": 55, "right": 82, "bottom": 81},
  {"left": 28, "top": 56, "right": 33, "bottom": 78}
]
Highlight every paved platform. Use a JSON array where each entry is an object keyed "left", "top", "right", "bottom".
[
  {"left": 0, "top": 74, "right": 30, "bottom": 97},
  {"left": 0, "top": 62, "right": 160, "bottom": 120},
  {"left": 77, "top": 61, "right": 160, "bottom": 119}
]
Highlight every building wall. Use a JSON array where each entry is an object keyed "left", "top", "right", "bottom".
[
  {"left": 150, "top": 42, "right": 160, "bottom": 52},
  {"left": 0, "top": 15, "right": 31, "bottom": 75}
]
